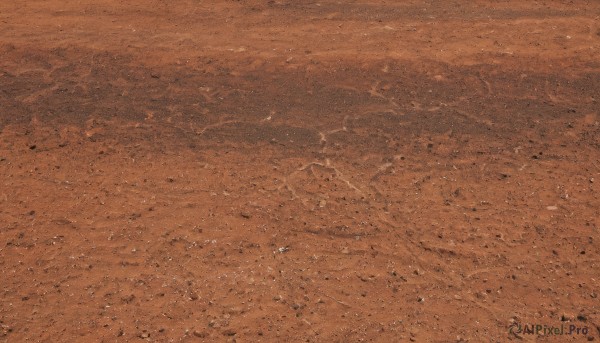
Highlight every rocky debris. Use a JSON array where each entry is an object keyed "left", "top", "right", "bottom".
[{"left": 0, "top": 324, "right": 13, "bottom": 337}]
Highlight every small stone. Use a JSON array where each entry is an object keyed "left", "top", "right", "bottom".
[
  {"left": 240, "top": 212, "right": 251, "bottom": 219},
  {"left": 222, "top": 329, "right": 236, "bottom": 336},
  {"left": 193, "top": 330, "right": 206, "bottom": 338},
  {"left": 341, "top": 247, "right": 350, "bottom": 254},
  {"left": 546, "top": 206, "right": 558, "bottom": 211}
]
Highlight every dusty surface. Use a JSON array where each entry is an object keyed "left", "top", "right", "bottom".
[{"left": 1, "top": 1, "right": 600, "bottom": 342}]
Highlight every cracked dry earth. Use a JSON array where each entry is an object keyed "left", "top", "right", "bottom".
[{"left": 1, "top": 1, "right": 600, "bottom": 342}]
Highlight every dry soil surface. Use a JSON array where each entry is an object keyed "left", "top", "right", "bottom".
[{"left": 1, "top": 1, "right": 600, "bottom": 342}]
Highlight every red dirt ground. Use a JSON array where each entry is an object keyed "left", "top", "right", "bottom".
[{"left": 1, "top": 1, "right": 599, "bottom": 342}]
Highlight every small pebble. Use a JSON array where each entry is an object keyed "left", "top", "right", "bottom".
[{"left": 193, "top": 330, "right": 206, "bottom": 338}]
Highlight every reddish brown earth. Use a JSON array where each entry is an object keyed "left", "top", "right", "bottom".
[{"left": 1, "top": 1, "right": 600, "bottom": 342}]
